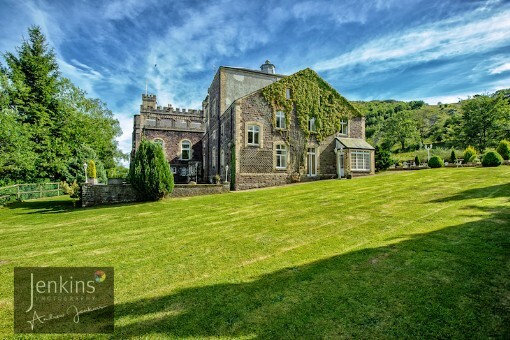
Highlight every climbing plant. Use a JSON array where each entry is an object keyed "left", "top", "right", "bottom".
[{"left": 261, "top": 68, "right": 362, "bottom": 141}]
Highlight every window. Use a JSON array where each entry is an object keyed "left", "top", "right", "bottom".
[
  {"left": 275, "top": 111, "right": 286, "bottom": 129},
  {"left": 220, "top": 149, "right": 225, "bottom": 167},
  {"left": 286, "top": 88, "right": 291, "bottom": 99},
  {"left": 181, "top": 140, "right": 191, "bottom": 160},
  {"left": 340, "top": 120, "right": 348, "bottom": 135},
  {"left": 212, "top": 147, "right": 217, "bottom": 168},
  {"left": 153, "top": 138, "right": 164, "bottom": 148},
  {"left": 212, "top": 130, "right": 217, "bottom": 141},
  {"left": 275, "top": 144, "right": 287, "bottom": 169},
  {"left": 171, "top": 167, "right": 177, "bottom": 174},
  {"left": 221, "top": 122, "right": 225, "bottom": 136},
  {"left": 308, "top": 117, "right": 316, "bottom": 132},
  {"left": 307, "top": 147, "right": 317, "bottom": 176},
  {"left": 180, "top": 167, "right": 188, "bottom": 176},
  {"left": 351, "top": 150, "right": 371, "bottom": 171},
  {"left": 247, "top": 124, "right": 260, "bottom": 146}
]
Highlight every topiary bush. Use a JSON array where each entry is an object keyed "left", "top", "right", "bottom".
[
  {"left": 129, "top": 140, "right": 174, "bottom": 201},
  {"left": 481, "top": 151, "right": 503, "bottom": 167},
  {"left": 463, "top": 146, "right": 477, "bottom": 163},
  {"left": 414, "top": 155, "right": 420, "bottom": 166},
  {"left": 428, "top": 156, "right": 444, "bottom": 168},
  {"left": 496, "top": 140, "right": 510, "bottom": 160},
  {"left": 450, "top": 150, "right": 457, "bottom": 163},
  {"left": 87, "top": 160, "right": 97, "bottom": 179}
]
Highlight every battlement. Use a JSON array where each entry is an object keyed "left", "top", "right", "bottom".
[{"left": 140, "top": 94, "right": 203, "bottom": 116}]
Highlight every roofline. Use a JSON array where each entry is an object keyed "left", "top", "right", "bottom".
[{"left": 219, "top": 66, "right": 287, "bottom": 78}]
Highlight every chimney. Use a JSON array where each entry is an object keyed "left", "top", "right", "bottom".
[{"left": 260, "top": 60, "right": 275, "bottom": 74}]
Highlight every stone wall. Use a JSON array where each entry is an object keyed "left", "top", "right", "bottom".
[
  {"left": 81, "top": 184, "right": 138, "bottom": 207},
  {"left": 172, "top": 183, "right": 230, "bottom": 197},
  {"left": 81, "top": 183, "right": 230, "bottom": 207}
]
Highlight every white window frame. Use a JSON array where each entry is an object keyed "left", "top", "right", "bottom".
[
  {"left": 307, "top": 147, "right": 317, "bottom": 176},
  {"left": 340, "top": 119, "right": 348, "bottom": 135},
  {"left": 275, "top": 143, "right": 288, "bottom": 170},
  {"left": 180, "top": 140, "right": 191, "bottom": 160},
  {"left": 247, "top": 124, "right": 261, "bottom": 146},
  {"left": 351, "top": 150, "right": 371, "bottom": 171},
  {"left": 275, "top": 111, "right": 286, "bottom": 129},
  {"left": 308, "top": 117, "right": 316, "bottom": 132}
]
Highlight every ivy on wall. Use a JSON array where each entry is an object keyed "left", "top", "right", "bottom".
[{"left": 261, "top": 68, "right": 362, "bottom": 141}]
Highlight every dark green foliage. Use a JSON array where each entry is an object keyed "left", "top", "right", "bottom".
[
  {"left": 496, "top": 140, "right": 510, "bottom": 160},
  {"left": 450, "top": 150, "right": 457, "bottom": 162},
  {"left": 129, "top": 140, "right": 174, "bottom": 201},
  {"left": 375, "top": 146, "right": 392, "bottom": 171},
  {"left": 481, "top": 151, "right": 503, "bottom": 167},
  {"left": 463, "top": 146, "right": 477, "bottom": 162},
  {"left": 428, "top": 156, "right": 444, "bottom": 168},
  {"left": 382, "top": 110, "right": 419, "bottom": 151},
  {"left": 414, "top": 155, "right": 420, "bottom": 165}
]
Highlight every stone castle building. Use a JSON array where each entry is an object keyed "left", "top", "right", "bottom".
[{"left": 132, "top": 61, "right": 374, "bottom": 189}]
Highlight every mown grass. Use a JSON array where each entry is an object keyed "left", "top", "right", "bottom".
[{"left": 0, "top": 167, "right": 509, "bottom": 339}]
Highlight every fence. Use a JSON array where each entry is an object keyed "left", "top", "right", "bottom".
[{"left": 0, "top": 182, "right": 63, "bottom": 205}]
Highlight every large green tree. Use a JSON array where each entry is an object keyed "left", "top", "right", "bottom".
[
  {"left": 1, "top": 26, "right": 124, "bottom": 184},
  {"left": 382, "top": 110, "right": 419, "bottom": 150},
  {"left": 460, "top": 94, "right": 510, "bottom": 152}
]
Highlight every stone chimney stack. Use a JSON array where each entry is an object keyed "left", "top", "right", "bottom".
[{"left": 260, "top": 60, "right": 276, "bottom": 74}]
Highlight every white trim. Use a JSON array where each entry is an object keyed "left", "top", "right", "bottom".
[
  {"left": 307, "top": 147, "right": 318, "bottom": 176},
  {"left": 180, "top": 139, "right": 192, "bottom": 160},
  {"left": 274, "top": 143, "right": 288, "bottom": 170},
  {"left": 351, "top": 150, "right": 370, "bottom": 171}
]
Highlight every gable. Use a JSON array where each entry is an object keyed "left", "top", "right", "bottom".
[{"left": 261, "top": 68, "right": 361, "bottom": 140}]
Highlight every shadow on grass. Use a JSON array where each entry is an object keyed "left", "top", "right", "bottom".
[
  {"left": 114, "top": 206, "right": 510, "bottom": 338},
  {"left": 431, "top": 183, "right": 510, "bottom": 203},
  {"left": 2, "top": 197, "right": 147, "bottom": 214}
]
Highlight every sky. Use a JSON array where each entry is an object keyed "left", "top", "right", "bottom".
[{"left": 1, "top": 0, "right": 509, "bottom": 157}]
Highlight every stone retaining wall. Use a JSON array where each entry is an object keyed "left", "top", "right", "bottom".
[{"left": 81, "top": 183, "right": 230, "bottom": 207}]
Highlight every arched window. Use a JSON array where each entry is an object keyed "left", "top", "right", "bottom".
[
  {"left": 220, "top": 149, "right": 225, "bottom": 167},
  {"left": 181, "top": 140, "right": 191, "bottom": 160},
  {"left": 153, "top": 138, "right": 164, "bottom": 148}
]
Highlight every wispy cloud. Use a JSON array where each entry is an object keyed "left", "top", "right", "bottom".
[{"left": 314, "top": 7, "right": 510, "bottom": 73}]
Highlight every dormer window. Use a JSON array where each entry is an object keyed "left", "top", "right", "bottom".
[{"left": 308, "top": 117, "right": 316, "bottom": 132}]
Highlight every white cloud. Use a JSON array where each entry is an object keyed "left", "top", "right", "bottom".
[
  {"left": 489, "top": 63, "right": 510, "bottom": 75},
  {"left": 314, "top": 8, "right": 510, "bottom": 74}
]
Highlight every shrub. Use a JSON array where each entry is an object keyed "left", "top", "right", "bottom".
[
  {"left": 496, "top": 140, "right": 510, "bottom": 160},
  {"left": 428, "top": 156, "right": 444, "bottom": 168},
  {"left": 414, "top": 155, "right": 420, "bottom": 166},
  {"left": 375, "top": 146, "right": 392, "bottom": 171},
  {"left": 129, "top": 140, "right": 174, "bottom": 201},
  {"left": 87, "top": 160, "right": 97, "bottom": 179},
  {"left": 450, "top": 150, "right": 457, "bottom": 163},
  {"left": 62, "top": 181, "right": 80, "bottom": 199},
  {"left": 481, "top": 151, "right": 503, "bottom": 167},
  {"left": 463, "top": 146, "right": 477, "bottom": 163}
]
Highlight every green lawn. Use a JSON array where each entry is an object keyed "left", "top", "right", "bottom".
[{"left": 1, "top": 167, "right": 509, "bottom": 339}]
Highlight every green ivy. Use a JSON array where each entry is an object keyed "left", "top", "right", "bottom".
[{"left": 261, "top": 68, "right": 362, "bottom": 141}]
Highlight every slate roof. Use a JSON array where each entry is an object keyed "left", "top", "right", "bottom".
[{"left": 336, "top": 137, "right": 375, "bottom": 150}]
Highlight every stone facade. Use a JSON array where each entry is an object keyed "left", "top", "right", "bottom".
[
  {"left": 132, "top": 95, "right": 205, "bottom": 183},
  {"left": 132, "top": 61, "right": 374, "bottom": 191}
]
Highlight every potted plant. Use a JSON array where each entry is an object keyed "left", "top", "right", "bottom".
[
  {"left": 213, "top": 174, "right": 221, "bottom": 184},
  {"left": 107, "top": 168, "right": 124, "bottom": 185}
]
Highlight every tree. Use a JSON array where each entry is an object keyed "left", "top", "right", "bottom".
[
  {"left": 3, "top": 26, "right": 61, "bottom": 179},
  {"left": 129, "top": 140, "right": 174, "bottom": 201},
  {"left": 382, "top": 110, "right": 419, "bottom": 150},
  {"left": 496, "top": 140, "right": 510, "bottom": 160},
  {"left": 460, "top": 94, "right": 509, "bottom": 152},
  {"left": 1, "top": 26, "right": 124, "bottom": 183},
  {"left": 374, "top": 145, "right": 392, "bottom": 171}
]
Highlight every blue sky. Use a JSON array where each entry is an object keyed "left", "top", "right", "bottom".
[{"left": 1, "top": 0, "right": 509, "bottom": 156}]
